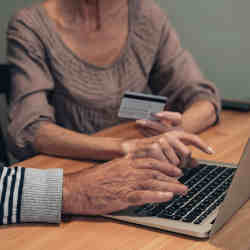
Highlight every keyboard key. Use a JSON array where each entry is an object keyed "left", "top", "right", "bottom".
[{"left": 134, "top": 164, "right": 236, "bottom": 224}]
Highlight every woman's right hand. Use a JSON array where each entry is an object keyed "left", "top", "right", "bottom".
[
  {"left": 63, "top": 157, "right": 187, "bottom": 215},
  {"left": 121, "top": 130, "right": 215, "bottom": 168}
]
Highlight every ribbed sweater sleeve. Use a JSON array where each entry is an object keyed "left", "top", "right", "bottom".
[{"left": 0, "top": 166, "right": 63, "bottom": 225}]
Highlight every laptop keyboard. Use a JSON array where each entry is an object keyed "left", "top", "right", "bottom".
[{"left": 134, "top": 164, "right": 236, "bottom": 224}]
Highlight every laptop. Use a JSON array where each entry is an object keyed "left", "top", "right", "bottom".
[{"left": 104, "top": 139, "right": 250, "bottom": 238}]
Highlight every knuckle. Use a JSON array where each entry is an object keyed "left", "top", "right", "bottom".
[
  {"left": 181, "top": 152, "right": 190, "bottom": 160},
  {"left": 176, "top": 112, "right": 182, "bottom": 120},
  {"left": 187, "top": 133, "right": 197, "bottom": 140},
  {"left": 152, "top": 143, "right": 162, "bottom": 153},
  {"left": 183, "top": 148, "right": 191, "bottom": 157},
  {"left": 144, "top": 179, "right": 155, "bottom": 188},
  {"left": 133, "top": 160, "right": 148, "bottom": 169},
  {"left": 163, "top": 147, "right": 170, "bottom": 154},
  {"left": 165, "top": 133, "right": 175, "bottom": 141},
  {"left": 148, "top": 157, "right": 158, "bottom": 165},
  {"left": 148, "top": 170, "right": 158, "bottom": 179},
  {"left": 159, "top": 137, "right": 167, "bottom": 145},
  {"left": 151, "top": 142, "right": 160, "bottom": 150},
  {"left": 137, "top": 180, "right": 147, "bottom": 190},
  {"left": 149, "top": 170, "right": 165, "bottom": 181},
  {"left": 163, "top": 131, "right": 169, "bottom": 137},
  {"left": 127, "top": 193, "right": 142, "bottom": 203},
  {"left": 174, "top": 157, "right": 180, "bottom": 164},
  {"left": 195, "top": 136, "right": 204, "bottom": 144}
]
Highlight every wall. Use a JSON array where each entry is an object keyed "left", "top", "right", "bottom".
[
  {"left": 0, "top": 0, "right": 42, "bottom": 63},
  {"left": 155, "top": 0, "right": 250, "bottom": 100}
]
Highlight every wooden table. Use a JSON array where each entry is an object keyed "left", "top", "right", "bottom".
[{"left": 2, "top": 110, "right": 250, "bottom": 250}]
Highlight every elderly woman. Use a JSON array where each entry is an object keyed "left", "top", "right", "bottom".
[{"left": 7, "top": 0, "right": 220, "bottom": 163}]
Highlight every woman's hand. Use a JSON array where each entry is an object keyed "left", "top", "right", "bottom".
[
  {"left": 63, "top": 157, "right": 187, "bottom": 215},
  {"left": 136, "top": 111, "right": 183, "bottom": 137},
  {"left": 121, "top": 130, "right": 214, "bottom": 168}
]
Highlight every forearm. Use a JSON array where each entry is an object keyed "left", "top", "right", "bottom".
[
  {"left": 182, "top": 100, "right": 217, "bottom": 134},
  {"left": 33, "top": 122, "right": 125, "bottom": 160}
]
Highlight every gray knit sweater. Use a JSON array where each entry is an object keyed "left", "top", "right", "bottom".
[{"left": 0, "top": 166, "right": 63, "bottom": 224}]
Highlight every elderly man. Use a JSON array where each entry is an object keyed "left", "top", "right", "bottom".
[{"left": 0, "top": 155, "right": 189, "bottom": 225}]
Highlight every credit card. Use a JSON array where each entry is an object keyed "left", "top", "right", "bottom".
[{"left": 118, "top": 91, "right": 167, "bottom": 120}]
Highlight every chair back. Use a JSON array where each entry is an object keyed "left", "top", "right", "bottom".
[
  {"left": 0, "top": 64, "right": 10, "bottom": 165},
  {"left": 0, "top": 64, "right": 10, "bottom": 96}
]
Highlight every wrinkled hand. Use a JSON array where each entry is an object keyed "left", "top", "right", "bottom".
[
  {"left": 122, "top": 130, "right": 214, "bottom": 168},
  {"left": 63, "top": 157, "right": 187, "bottom": 215},
  {"left": 136, "top": 111, "right": 182, "bottom": 137}
]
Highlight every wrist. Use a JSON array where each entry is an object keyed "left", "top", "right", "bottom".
[
  {"left": 182, "top": 100, "right": 217, "bottom": 133},
  {"left": 121, "top": 137, "right": 157, "bottom": 156},
  {"left": 97, "top": 137, "right": 126, "bottom": 159},
  {"left": 121, "top": 139, "right": 139, "bottom": 155},
  {"left": 62, "top": 174, "right": 71, "bottom": 214}
]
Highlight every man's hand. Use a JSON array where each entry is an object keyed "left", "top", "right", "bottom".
[{"left": 62, "top": 157, "right": 187, "bottom": 215}]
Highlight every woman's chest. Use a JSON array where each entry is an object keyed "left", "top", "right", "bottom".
[
  {"left": 48, "top": 30, "right": 157, "bottom": 104},
  {"left": 54, "top": 9, "right": 129, "bottom": 67}
]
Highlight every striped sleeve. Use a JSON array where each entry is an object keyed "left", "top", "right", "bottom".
[
  {"left": 0, "top": 166, "right": 63, "bottom": 225},
  {"left": 0, "top": 166, "right": 25, "bottom": 224}
]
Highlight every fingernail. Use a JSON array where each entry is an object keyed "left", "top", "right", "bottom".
[
  {"left": 174, "top": 158, "right": 180, "bottom": 166},
  {"left": 136, "top": 120, "right": 147, "bottom": 125},
  {"left": 175, "top": 167, "right": 182, "bottom": 176},
  {"left": 155, "top": 112, "right": 164, "bottom": 117},
  {"left": 181, "top": 187, "right": 189, "bottom": 196},
  {"left": 181, "top": 190, "right": 188, "bottom": 196},
  {"left": 207, "top": 146, "right": 216, "bottom": 154}
]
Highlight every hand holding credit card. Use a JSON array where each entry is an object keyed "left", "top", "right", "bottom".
[{"left": 118, "top": 91, "right": 167, "bottom": 120}]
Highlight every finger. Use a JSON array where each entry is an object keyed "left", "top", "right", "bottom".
[
  {"left": 149, "top": 143, "right": 168, "bottom": 161},
  {"left": 153, "top": 111, "right": 182, "bottom": 126},
  {"left": 127, "top": 190, "right": 174, "bottom": 205},
  {"left": 167, "top": 138, "right": 192, "bottom": 169},
  {"left": 186, "top": 158, "right": 199, "bottom": 168},
  {"left": 141, "top": 180, "right": 188, "bottom": 195},
  {"left": 178, "top": 156, "right": 199, "bottom": 169},
  {"left": 177, "top": 132, "right": 215, "bottom": 154},
  {"left": 158, "top": 138, "right": 180, "bottom": 165},
  {"left": 168, "top": 138, "right": 191, "bottom": 160},
  {"left": 136, "top": 119, "right": 168, "bottom": 133},
  {"left": 134, "top": 158, "right": 182, "bottom": 177},
  {"left": 177, "top": 153, "right": 192, "bottom": 169},
  {"left": 141, "top": 170, "right": 180, "bottom": 183}
]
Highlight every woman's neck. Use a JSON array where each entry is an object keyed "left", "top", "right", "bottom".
[{"left": 50, "top": 0, "right": 128, "bottom": 31}]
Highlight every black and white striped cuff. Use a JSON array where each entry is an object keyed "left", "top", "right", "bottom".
[{"left": 0, "top": 166, "right": 25, "bottom": 224}]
